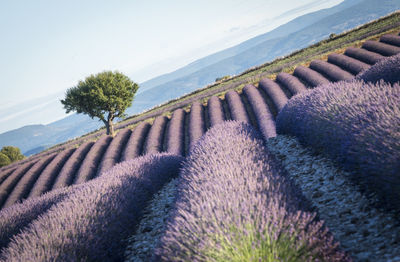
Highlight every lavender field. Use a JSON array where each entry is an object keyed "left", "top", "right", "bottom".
[{"left": 0, "top": 33, "right": 399, "bottom": 261}]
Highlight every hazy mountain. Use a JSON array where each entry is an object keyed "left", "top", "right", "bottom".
[{"left": 1, "top": 0, "right": 399, "bottom": 155}]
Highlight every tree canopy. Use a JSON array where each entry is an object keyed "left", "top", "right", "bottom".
[
  {"left": 61, "top": 71, "right": 139, "bottom": 136},
  {"left": 0, "top": 146, "right": 25, "bottom": 167},
  {"left": 0, "top": 153, "right": 11, "bottom": 168},
  {"left": 1, "top": 146, "right": 25, "bottom": 162}
]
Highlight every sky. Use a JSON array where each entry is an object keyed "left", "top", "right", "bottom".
[{"left": 0, "top": 0, "right": 344, "bottom": 133}]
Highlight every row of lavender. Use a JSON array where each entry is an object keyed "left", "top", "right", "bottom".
[
  {"left": 2, "top": 33, "right": 398, "bottom": 176},
  {"left": 0, "top": 122, "right": 349, "bottom": 261},
  {"left": 0, "top": 34, "right": 399, "bottom": 210},
  {"left": 277, "top": 53, "right": 400, "bottom": 214}
]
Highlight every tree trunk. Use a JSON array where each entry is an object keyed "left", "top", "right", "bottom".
[{"left": 105, "top": 118, "right": 115, "bottom": 137}]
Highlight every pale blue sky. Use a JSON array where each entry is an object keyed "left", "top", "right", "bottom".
[{"left": 0, "top": 0, "right": 343, "bottom": 132}]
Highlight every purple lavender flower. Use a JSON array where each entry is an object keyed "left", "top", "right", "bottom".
[
  {"left": 277, "top": 80, "right": 400, "bottom": 213},
  {"left": 73, "top": 135, "right": 112, "bottom": 184},
  {"left": 327, "top": 53, "right": 370, "bottom": 75},
  {"left": 166, "top": 109, "right": 185, "bottom": 156},
  {"left": 225, "top": 90, "right": 250, "bottom": 123},
  {"left": 207, "top": 96, "right": 225, "bottom": 127},
  {"left": 120, "top": 122, "right": 150, "bottom": 161},
  {"left": 293, "top": 65, "right": 330, "bottom": 87},
  {"left": 51, "top": 141, "right": 94, "bottom": 190},
  {"left": 356, "top": 53, "right": 400, "bottom": 84},
  {"left": 258, "top": 78, "right": 288, "bottom": 112},
  {"left": 345, "top": 47, "right": 384, "bottom": 65},
  {"left": 309, "top": 60, "right": 354, "bottom": 82},
  {"left": 188, "top": 102, "right": 205, "bottom": 149},
  {"left": 243, "top": 84, "right": 276, "bottom": 139},
  {"left": 96, "top": 128, "right": 132, "bottom": 176},
  {"left": 276, "top": 72, "right": 307, "bottom": 96},
  {"left": 0, "top": 153, "right": 183, "bottom": 261},
  {"left": 156, "top": 121, "right": 347, "bottom": 261},
  {"left": 143, "top": 116, "right": 168, "bottom": 155},
  {"left": 362, "top": 40, "right": 400, "bottom": 57},
  {"left": 3, "top": 154, "right": 56, "bottom": 209},
  {"left": 28, "top": 148, "right": 75, "bottom": 198}
]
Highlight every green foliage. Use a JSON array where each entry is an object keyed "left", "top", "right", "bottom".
[
  {"left": 203, "top": 223, "right": 314, "bottom": 262},
  {"left": 1, "top": 146, "right": 25, "bottom": 162},
  {"left": 61, "top": 71, "right": 138, "bottom": 135},
  {"left": 0, "top": 152, "right": 11, "bottom": 167}
]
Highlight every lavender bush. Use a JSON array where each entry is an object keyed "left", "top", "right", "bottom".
[
  {"left": 380, "top": 34, "right": 400, "bottom": 47},
  {"left": 143, "top": 116, "right": 168, "bottom": 155},
  {"left": 51, "top": 141, "right": 94, "bottom": 190},
  {"left": 309, "top": 60, "right": 354, "bottom": 82},
  {"left": 258, "top": 78, "right": 288, "bottom": 112},
  {"left": 276, "top": 80, "right": 400, "bottom": 213},
  {"left": 28, "top": 148, "right": 75, "bottom": 198},
  {"left": 0, "top": 153, "right": 183, "bottom": 261},
  {"left": 74, "top": 135, "right": 112, "bottom": 184},
  {"left": 225, "top": 90, "right": 250, "bottom": 123},
  {"left": 0, "top": 186, "right": 72, "bottom": 250},
  {"left": 121, "top": 122, "right": 151, "bottom": 161},
  {"left": 293, "top": 65, "right": 330, "bottom": 87},
  {"left": 362, "top": 40, "right": 400, "bottom": 57},
  {"left": 96, "top": 128, "right": 132, "bottom": 176},
  {"left": 345, "top": 47, "right": 384, "bottom": 65},
  {"left": 243, "top": 84, "right": 276, "bottom": 139},
  {"left": 166, "top": 109, "right": 185, "bottom": 156},
  {"left": 276, "top": 72, "right": 307, "bottom": 96},
  {"left": 3, "top": 154, "right": 56, "bottom": 209},
  {"left": 188, "top": 102, "right": 205, "bottom": 149},
  {"left": 156, "top": 121, "right": 347, "bottom": 261},
  {"left": 0, "top": 162, "right": 34, "bottom": 209},
  {"left": 207, "top": 96, "right": 225, "bottom": 127},
  {"left": 356, "top": 53, "right": 400, "bottom": 84},
  {"left": 327, "top": 53, "right": 370, "bottom": 75}
]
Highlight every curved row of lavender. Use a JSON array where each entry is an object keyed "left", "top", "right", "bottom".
[
  {"left": 207, "top": 96, "right": 225, "bottom": 127},
  {"left": 120, "top": 122, "right": 150, "bottom": 162},
  {"left": 356, "top": 53, "right": 400, "bottom": 84},
  {"left": 143, "top": 116, "right": 168, "bottom": 155},
  {"left": 2, "top": 154, "right": 56, "bottom": 209},
  {"left": 166, "top": 109, "right": 185, "bottom": 156},
  {"left": 258, "top": 78, "right": 288, "bottom": 112},
  {"left": 155, "top": 121, "right": 348, "bottom": 261},
  {"left": 188, "top": 102, "right": 205, "bottom": 149},
  {"left": 96, "top": 128, "right": 132, "bottom": 176},
  {"left": 27, "top": 148, "right": 75, "bottom": 199},
  {"left": 51, "top": 141, "right": 94, "bottom": 190},
  {"left": 327, "top": 53, "right": 370, "bottom": 75},
  {"left": 242, "top": 84, "right": 276, "bottom": 139},
  {"left": 225, "top": 90, "right": 250, "bottom": 123},
  {"left": 277, "top": 75, "right": 400, "bottom": 213},
  {"left": 275, "top": 72, "right": 307, "bottom": 96},
  {"left": 309, "top": 60, "right": 354, "bottom": 82},
  {"left": 293, "top": 65, "right": 330, "bottom": 87},
  {"left": 0, "top": 153, "right": 183, "bottom": 261}
]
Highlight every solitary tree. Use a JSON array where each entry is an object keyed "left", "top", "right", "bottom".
[
  {"left": 1, "top": 146, "right": 25, "bottom": 162},
  {"left": 61, "top": 71, "right": 139, "bottom": 136}
]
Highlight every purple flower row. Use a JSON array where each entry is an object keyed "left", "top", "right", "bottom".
[
  {"left": 276, "top": 79, "right": 400, "bottom": 213},
  {"left": 156, "top": 121, "right": 347, "bottom": 261},
  {"left": 120, "top": 122, "right": 150, "bottom": 162},
  {"left": 188, "top": 102, "right": 205, "bottom": 149},
  {"left": 166, "top": 109, "right": 185, "bottom": 156},
  {"left": 0, "top": 153, "right": 183, "bottom": 261}
]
